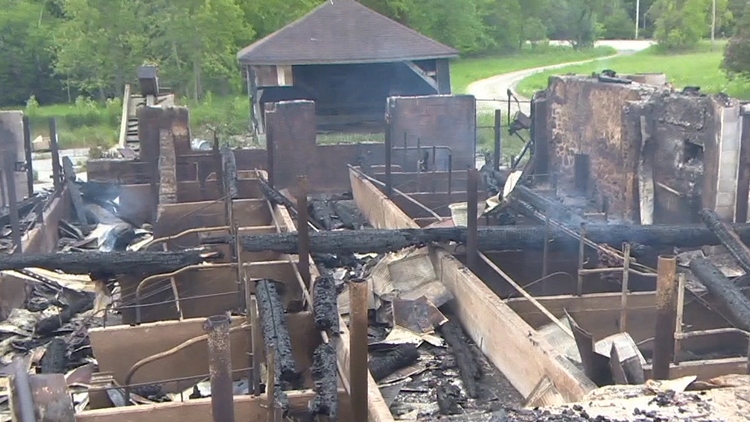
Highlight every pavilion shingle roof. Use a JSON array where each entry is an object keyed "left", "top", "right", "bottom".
[{"left": 237, "top": 0, "right": 459, "bottom": 66}]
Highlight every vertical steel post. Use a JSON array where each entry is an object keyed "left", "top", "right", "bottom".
[
  {"left": 494, "top": 109, "right": 502, "bottom": 171},
  {"left": 349, "top": 278, "right": 369, "bottom": 422},
  {"left": 466, "top": 168, "right": 479, "bottom": 271},
  {"left": 4, "top": 153, "right": 22, "bottom": 254},
  {"left": 22, "top": 116, "right": 33, "bottom": 197},
  {"left": 384, "top": 120, "right": 393, "bottom": 198},
  {"left": 577, "top": 223, "right": 587, "bottom": 296},
  {"left": 653, "top": 255, "right": 677, "bottom": 380},
  {"left": 11, "top": 358, "right": 36, "bottom": 422},
  {"left": 542, "top": 214, "right": 550, "bottom": 280},
  {"left": 204, "top": 314, "right": 235, "bottom": 422},
  {"left": 48, "top": 118, "right": 62, "bottom": 192},
  {"left": 674, "top": 273, "right": 686, "bottom": 364},
  {"left": 266, "top": 122, "right": 275, "bottom": 188},
  {"left": 297, "top": 176, "right": 311, "bottom": 290},
  {"left": 620, "top": 243, "right": 631, "bottom": 332},
  {"left": 447, "top": 155, "right": 453, "bottom": 198}
]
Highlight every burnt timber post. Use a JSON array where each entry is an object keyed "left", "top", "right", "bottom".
[
  {"left": 349, "top": 278, "right": 368, "bottom": 421},
  {"left": 297, "top": 176, "right": 311, "bottom": 289},
  {"left": 494, "top": 110, "right": 502, "bottom": 170},
  {"left": 653, "top": 255, "right": 677, "bottom": 380},
  {"left": 466, "top": 168, "right": 479, "bottom": 270},
  {"left": 3, "top": 152, "right": 21, "bottom": 253},
  {"left": 384, "top": 113, "right": 393, "bottom": 198},
  {"left": 48, "top": 118, "right": 62, "bottom": 192},
  {"left": 204, "top": 314, "right": 235, "bottom": 422},
  {"left": 22, "top": 116, "right": 33, "bottom": 197}
]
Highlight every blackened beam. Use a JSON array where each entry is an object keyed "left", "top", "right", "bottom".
[
  {"left": 700, "top": 209, "right": 750, "bottom": 273},
  {"left": 689, "top": 257, "right": 750, "bottom": 332},
  {"left": 200, "top": 224, "right": 750, "bottom": 255},
  {"left": 0, "top": 249, "right": 218, "bottom": 276},
  {"left": 220, "top": 145, "right": 238, "bottom": 199}
]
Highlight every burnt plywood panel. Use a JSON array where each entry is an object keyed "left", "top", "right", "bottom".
[{"left": 387, "top": 95, "right": 476, "bottom": 172}]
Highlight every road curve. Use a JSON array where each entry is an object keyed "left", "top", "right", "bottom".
[{"left": 467, "top": 40, "right": 655, "bottom": 116}]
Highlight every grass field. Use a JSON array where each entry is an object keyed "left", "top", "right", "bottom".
[
  {"left": 451, "top": 44, "right": 616, "bottom": 93},
  {"left": 516, "top": 42, "right": 750, "bottom": 99}
]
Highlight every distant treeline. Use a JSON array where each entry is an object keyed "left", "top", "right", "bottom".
[{"left": 0, "top": 0, "right": 747, "bottom": 108}]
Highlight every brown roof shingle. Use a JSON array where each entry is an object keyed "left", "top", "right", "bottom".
[{"left": 237, "top": 0, "right": 459, "bottom": 65}]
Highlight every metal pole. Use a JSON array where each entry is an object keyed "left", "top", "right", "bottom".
[
  {"left": 447, "top": 154, "right": 453, "bottom": 198},
  {"left": 349, "top": 278, "right": 369, "bottom": 422},
  {"left": 674, "top": 273, "right": 686, "bottom": 364},
  {"left": 711, "top": 0, "right": 716, "bottom": 50},
  {"left": 48, "top": 118, "right": 61, "bottom": 192},
  {"left": 204, "top": 314, "right": 235, "bottom": 422},
  {"left": 635, "top": 0, "right": 640, "bottom": 39},
  {"left": 619, "top": 243, "right": 631, "bottom": 332},
  {"left": 542, "top": 214, "right": 550, "bottom": 279},
  {"left": 494, "top": 110, "right": 502, "bottom": 171},
  {"left": 297, "top": 176, "right": 310, "bottom": 290},
  {"left": 4, "top": 153, "right": 22, "bottom": 254},
  {"left": 22, "top": 116, "right": 33, "bottom": 197},
  {"left": 385, "top": 120, "right": 393, "bottom": 198},
  {"left": 577, "top": 223, "right": 587, "bottom": 296},
  {"left": 466, "top": 168, "right": 479, "bottom": 271},
  {"left": 248, "top": 291, "right": 262, "bottom": 395},
  {"left": 653, "top": 255, "right": 677, "bottom": 380},
  {"left": 266, "top": 345, "right": 277, "bottom": 422},
  {"left": 11, "top": 358, "right": 36, "bottom": 422},
  {"left": 266, "top": 122, "right": 274, "bottom": 188}
]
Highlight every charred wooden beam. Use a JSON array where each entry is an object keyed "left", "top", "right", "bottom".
[
  {"left": 202, "top": 224, "right": 750, "bottom": 255},
  {"left": 689, "top": 257, "right": 750, "bottom": 332},
  {"left": 700, "top": 209, "right": 750, "bottom": 273},
  {"left": 0, "top": 249, "right": 217, "bottom": 276},
  {"left": 308, "top": 342, "right": 338, "bottom": 421},
  {"left": 439, "top": 321, "right": 481, "bottom": 398},
  {"left": 312, "top": 275, "right": 339, "bottom": 335},
  {"left": 368, "top": 344, "right": 419, "bottom": 382},
  {"left": 220, "top": 145, "right": 237, "bottom": 199},
  {"left": 256, "top": 279, "right": 299, "bottom": 384}
]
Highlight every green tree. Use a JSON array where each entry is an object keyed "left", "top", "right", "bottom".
[
  {"left": 722, "top": 1, "right": 750, "bottom": 78},
  {"left": 650, "top": 0, "right": 708, "bottom": 49},
  {"left": 151, "top": 0, "right": 254, "bottom": 100},
  {"left": 54, "top": 0, "right": 152, "bottom": 99},
  {"left": 601, "top": 1, "right": 636, "bottom": 39},
  {"left": 546, "top": 0, "right": 604, "bottom": 48},
  {"left": 0, "top": 0, "right": 66, "bottom": 105}
]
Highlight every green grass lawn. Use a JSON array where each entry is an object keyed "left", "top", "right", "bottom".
[
  {"left": 451, "top": 44, "right": 617, "bottom": 93},
  {"left": 516, "top": 42, "right": 750, "bottom": 100}
]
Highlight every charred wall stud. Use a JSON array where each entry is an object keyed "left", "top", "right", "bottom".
[
  {"left": 297, "top": 176, "right": 311, "bottom": 289},
  {"left": 653, "top": 255, "right": 677, "bottom": 380},
  {"left": 203, "top": 314, "right": 235, "bottom": 422},
  {"left": 466, "top": 168, "right": 479, "bottom": 271},
  {"left": 348, "top": 278, "right": 368, "bottom": 421}
]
